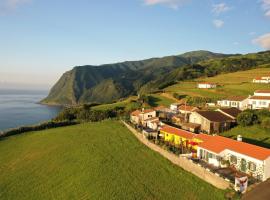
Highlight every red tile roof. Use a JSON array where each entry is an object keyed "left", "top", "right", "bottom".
[
  {"left": 178, "top": 105, "right": 198, "bottom": 112},
  {"left": 160, "top": 125, "right": 194, "bottom": 139},
  {"left": 249, "top": 96, "right": 270, "bottom": 100},
  {"left": 255, "top": 90, "right": 270, "bottom": 93},
  {"left": 161, "top": 125, "right": 212, "bottom": 143},
  {"left": 131, "top": 110, "right": 141, "bottom": 116},
  {"left": 143, "top": 109, "right": 156, "bottom": 114},
  {"left": 225, "top": 96, "right": 247, "bottom": 101},
  {"left": 198, "top": 135, "right": 270, "bottom": 161}
]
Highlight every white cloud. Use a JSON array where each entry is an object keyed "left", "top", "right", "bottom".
[
  {"left": 0, "top": 0, "right": 31, "bottom": 14},
  {"left": 253, "top": 33, "right": 270, "bottom": 50},
  {"left": 261, "top": 0, "right": 270, "bottom": 17},
  {"left": 213, "top": 19, "right": 224, "bottom": 28},
  {"left": 212, "top": 3, "right": 231, "bottom": 15},
  {"left": 143, "top": 0, "right": 191, "bottom": 10}
]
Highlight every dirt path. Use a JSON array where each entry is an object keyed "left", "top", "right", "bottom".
[{"left": 122, "top": 121, "right": 230, "bottom": 190}]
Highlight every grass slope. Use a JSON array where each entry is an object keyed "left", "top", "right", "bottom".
[
  {"left": 0, "top": 121, "right": 226, "bottom": 200},
  {"left": 165, "top": 68, "right": 270, "bottom": 99},
  {"left": 222, "top": 125, "right": 270, "bottom": 149}
]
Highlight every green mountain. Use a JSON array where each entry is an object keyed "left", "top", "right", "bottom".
[{"left": 42, "top": 50, "right": 270, "bottom": 105}]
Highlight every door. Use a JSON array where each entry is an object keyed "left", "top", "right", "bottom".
[{"left": 241, "top": 159, "right": 247, "bottom": 172}]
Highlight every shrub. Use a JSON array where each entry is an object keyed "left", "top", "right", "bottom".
[{"left": 237, "top": 110, "right": 258, "bottom": 126}]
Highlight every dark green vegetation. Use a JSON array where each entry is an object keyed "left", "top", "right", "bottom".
[
  {"left": 0, "top": 121, "right": 226, "bottom": 200},
  {"left": 43, "top": 50, "right": 270, "bottom": 105},
  {"left": 223, "top": 110, "right": 270, "bottom": 148}
]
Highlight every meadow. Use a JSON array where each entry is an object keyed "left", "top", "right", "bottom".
[
  {"left": 222, "top": 125, "right": 270, "bottom": 149},
  {"left": 0, "top": 120, "right": 226, "bottom": 200},
  {"left": 165, "top": 68, "right": 270, "bottom": 99}
]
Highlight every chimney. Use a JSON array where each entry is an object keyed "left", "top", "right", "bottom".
[{"left": 237, "top": 135, "right": 242, "bottom": 142}]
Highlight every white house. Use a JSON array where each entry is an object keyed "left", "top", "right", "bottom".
[
  {"left": 248, "top": 96, "right": 270, "bottom": 110},
  {"left": 253, "top": 77, "right": 270, "bottom": 84},
  {"left": 144, "top": 117, "right": 160, "bottom": 130},
  {"left": 170, "top": 103, "right": 181, "bottom": 112},
  {"left": 254, "top": 90, "right": 270, "bottom": 97},
  {"left": 130, "top": 109, "right": 157, "bottom": 125},
  {"left": 197, "top": 82, "right": 217, "bottom": 89},
  {"left": 197, "top": 135, "right": 270, "bottom": 181},
  {"left": 217, "top": 96, "right": 249, "bottom": 110}
]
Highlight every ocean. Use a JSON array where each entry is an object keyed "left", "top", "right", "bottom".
[{"left": 0, "top": 90, "right": 61, "bottom": 132}]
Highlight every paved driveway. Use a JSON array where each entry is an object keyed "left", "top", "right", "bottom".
[{"left": 242, "top": 179, "right": 270, "bottom": 200}]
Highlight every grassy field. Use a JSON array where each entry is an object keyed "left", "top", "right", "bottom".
[
  {"left": 222, "top": 125, "right": 270, "bottom": 149},
  {"left": 0, "top": 120, "right": 227, "bottom": 200},
  {"left": 165, "top": 68, "right": 270, "bottom": 100},
  {"left": 92, "top": 96, "right": 138, "bottom": 110},
  {"left": 147, "top": 94, "right": 176, "bottom": 107}
]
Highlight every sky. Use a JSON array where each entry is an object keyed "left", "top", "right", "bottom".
[{"left": 0, "top": 0, "right": 270, "bottom": 90}]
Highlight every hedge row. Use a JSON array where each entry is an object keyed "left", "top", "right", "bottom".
[{"left": 0, "top": 121, "right": 78, "bottom": 139}]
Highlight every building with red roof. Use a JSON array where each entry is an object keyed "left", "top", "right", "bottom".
[{"left": 197, "top": 135, "right": 270, "bottom": 181}]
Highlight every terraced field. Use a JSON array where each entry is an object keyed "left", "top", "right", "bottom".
[{"left": 165, "top": 68, "right": 270, "bottom": 100}]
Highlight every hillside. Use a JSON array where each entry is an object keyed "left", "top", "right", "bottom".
[
  {"left": 42, "top": 50, "right": 231, "bottom": 105},
  {"left": 0, "top": 121, "right": 226, "bottom": 200},
  {"left": 42, "top": 50, "right": 270, "bottom": 105},
  {"left": 165, "top": 67, "right": 270, "bottom": 100}
]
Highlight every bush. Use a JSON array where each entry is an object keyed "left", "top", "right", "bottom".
[
  {"left": 261, "top": 117, "right": 270, "bottom": 129},
  {"left": 237, "top": 110, "right": 258, "bottom": 126}
]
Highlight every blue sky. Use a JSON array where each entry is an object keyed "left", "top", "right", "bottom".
[{"left": 0, "top": 0, "right": 270, "bottom": 90}]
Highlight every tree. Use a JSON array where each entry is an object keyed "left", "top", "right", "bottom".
[{"left": 237, "top": 111, "right": 258, "bottom": 126}]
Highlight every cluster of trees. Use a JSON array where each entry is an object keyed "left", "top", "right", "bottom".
[
  {"left": 237, "top": 109, "right": 270, "bottom": 129},
  {"left": 55, "top": 101, "right": 142, "bottom": 122}
]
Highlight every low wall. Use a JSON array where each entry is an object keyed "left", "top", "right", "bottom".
[{"left": 122, "top": 121, "right": 230, "bottom": 190}]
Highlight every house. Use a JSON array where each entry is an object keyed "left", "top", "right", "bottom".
[
  {"left": 248, "top": 96, "right": 270, "bottom": 110},
  {"left": 170, "top": 103, "right": 181, "bottom": 112},
  {"left": 217, "top": 96, "right": 249, "bottom": 110},
  {"left": 178, "top": 105, "right": 199, "bottom": 114},
  {"left": 155, "top": 106, "right": 174, "bottom": 119},
  {"left": 197, "top": 82, "right": 217, "bottom": 89},
  {"left": 197, "top": 135, "right": 270, "bottom": 181},
  {"left": 254, "top": 90, "right": 270, "bottom": 97},
  {"left": 217, "top": 107, "right": 242, "bottom": 121},
  {"left": 189, "top": 111, "right": 234, "bottom": 134},
  {"left": 160, "top": 125, "right": 211, "bottom": 151},
  {"left": 144, "top": 117, "right": 160, "bottom": 130},
  {"left": 130, "top": 109, "right": 157, "bottom": 125},
  {"left": 253, "top": 77, "right": 270, "bottom": 84}
]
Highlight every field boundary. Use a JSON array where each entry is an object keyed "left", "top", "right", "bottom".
[{"left": 122, "top": 121, "right": 230, "bottom": 190}]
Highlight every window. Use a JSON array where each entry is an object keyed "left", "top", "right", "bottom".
[
  {"left": 230, "top": 155, "right": 237, "bottom": 164},
  {"left": 252, "top": 101, "right": 256, "bottom": 105},
  {"left": 248, "top": 162, "right": 256, "bottom": 172}
]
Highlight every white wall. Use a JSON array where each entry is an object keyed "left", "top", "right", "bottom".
[
  {"left": 254, "top": 92, "right": 270, "bottom": 96},
  {"left": 264, "top": 156, "right": 270, "bottom": 181},
  {"left": 248, "top": 99, "right": 270, "bottom": 109}
]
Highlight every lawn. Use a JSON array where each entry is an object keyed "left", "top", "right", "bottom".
[
  {"left": 0, "top": 120, "right": 227, "bottom": 200},
  {"left": 222, "top": 125, "right": 270, "bottom": 149},
  {"left": 165, "top": 68, "right": 270, "bottom": 100}
]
